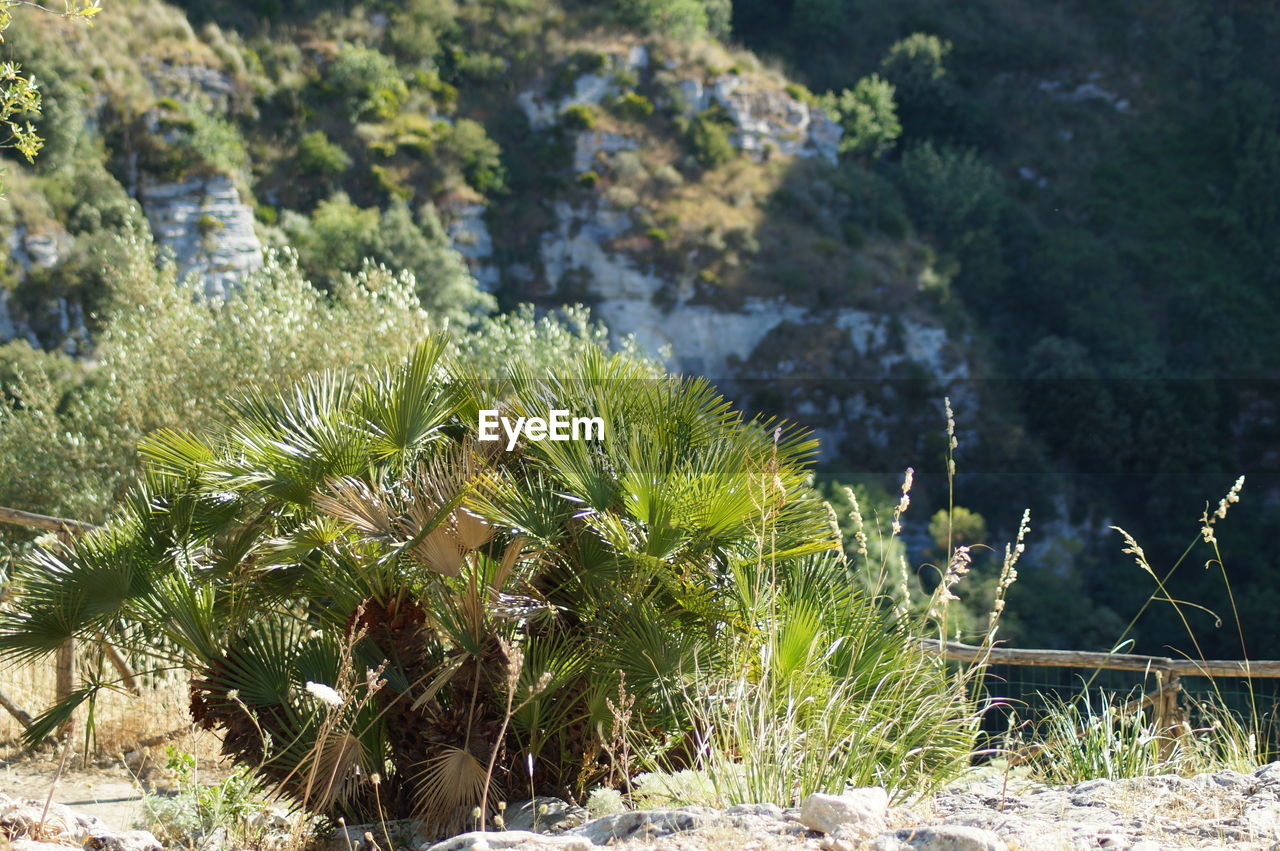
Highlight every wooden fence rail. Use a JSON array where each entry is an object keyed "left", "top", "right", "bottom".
[
  {"left": 919, "top": 638, "right": 1280, "bottom": 760},
  {"left": 918, "top": 639, "right": 1280, "bottom": 678}
]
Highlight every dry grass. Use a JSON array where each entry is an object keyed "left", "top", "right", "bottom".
[{"left": 0, "top": 658, "right": 221, "bottom": 769}]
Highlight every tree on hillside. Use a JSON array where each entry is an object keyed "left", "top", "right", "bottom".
[
  {"left": 823, "top": 74, "right": 902, "bottom": 160},
  {"left": 614, "top": 0, "right": 731, "bottom": 39}
]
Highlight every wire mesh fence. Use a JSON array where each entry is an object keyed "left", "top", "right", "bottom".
[{"left": 975, "top": 662, "right": 1280, "bottom": 752}]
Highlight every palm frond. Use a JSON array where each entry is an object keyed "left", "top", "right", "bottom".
[
  {"left": 315, "top": 477, "right": 397, "bottom": 538},
  {"left": 412, "top": 745, "right": 491, "bottom": 829},
  {"left": 300, "top": 729, "right": 368, "bottom": 813},
  {"left": 360, "top": 335, "right": 457, "bottom": 463},
  {"left": 22, "top": 684, "right": 96, "bottom": 747}
]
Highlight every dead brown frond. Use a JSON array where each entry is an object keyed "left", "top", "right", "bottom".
[
  {"left": 454, "top": 508, "right": 496, "bottom": 552},
  {"left": 315, "top": 477, "right": 397, "bottom": 538},
  {"left": 303, "top": 730, "right": 367, "bottom": 813},
  {"left": 412, "top": 745, "right": 491, "bottom": 830},
  {"left": 406, "top": 528, "right": 466, "bottom": 578}
]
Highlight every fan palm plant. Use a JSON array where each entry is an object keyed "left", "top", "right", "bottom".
[{"left": 0, "top": 335, "right": 854, "bottom": 831}]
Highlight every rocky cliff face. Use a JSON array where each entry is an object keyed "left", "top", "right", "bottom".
[
  {"left": 493, "top": 41, "right": 971, "bottom": 452},
  {"left": 2, "top": 24, "right": 970, "bottom": 453},
  {"left": 138, "top": 175, "right": 263, "bottom": 298}
]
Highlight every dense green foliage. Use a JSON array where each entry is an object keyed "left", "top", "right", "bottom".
[
  {"left": 0, "top": 338, "right": 976, "bottom": 825},
  {"left": 732, "top": 0, "right": 1280, "bottom": 656},
  {"left": 823, "top": 75, "right": 901, "bottom": 160},
  {"left": 613, "top": 0, "right": 731, "bottom": 39},
  {"left": 1, "top": 0, "right": 1278, "bottom": 667},
  {"left": 0, "top": 233, "right": 616, "bottom": 526}
]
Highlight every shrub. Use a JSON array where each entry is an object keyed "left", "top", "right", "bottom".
[
  {"left": 454, "top": 50, "right": 506, "bottom": 81},
  {"left": 295, "top": 130, "right": 351, "bottom": 177},
  {"left": 928, "top": 505, "right": 988, "bottom": 552},
  {"left": 0, "top": 232, "right": 434, "bottom": 522},
  {"left": 880, "top": 33, "right": 951, "bottom": 104},
  {"left": 254, "top": 203, "right": 278, "bottom": 225},
  {"left": 388, "top": 0, "right": 458, "bottom": 64},
  {"left": 46, "top": 161, "right": 140, "bottom": 235},
  {"left": 196, "top": 213, "right": 223, "bottom": 237},
  {"left": 688, "top": 111, "right": 735, "bottom": 168},
  {"left": 0, "top": 241, "right": 619, "bottom": 528},
  {"left": 560, "top": 103, "right": 598, "bottom": 131},
  {"left": 327, "top": 44, "right": 408, "bottom": 120},
  {"left": 834, "top": 161, "right": 911, "bottom": 236},
  {"left": 371, "top": 163, "right": 414, "bottom": 201},
  {"left": 412, "top": 69, "right": 458, "bottom": 113},
  {"left": 879, "top": 33, "right": 964, "bottom": 141},
  {"left": 612, "top": 68, "right": 639, "bottom": 90},
  {"left": 653, "top": 163, "right": 684, "bottom": 189},
  {"left": 669, "top": 603, "right": 977, "bottom": 803},
  {"left": 141, "top": 748, "right": 290, "bottom": 850},
  {"left": 0, "top": 340, "right": 851, "bottom": 830},
  {"left": 577, "top": 170, "right": 600, "bottom": 188},
  {"left": 375, "top": 201, "right": 494, "bottom": 317},
  {"left": 898, "top": 141, "right": 1004, "bottom": 242},
  {"left": 284, "top": 192, "right": 494, "bottom": 317},
  {"left": 550, "top": 51, "right": 608, "bottom": 99},
  {"left": 284, "top": 192, "right": 381, "bottom": 284},
  {"left": 147, "top": 104, "right": 247, "bottom": 177},
  {"left": 610, "top": 91, "right": 654, "bottom": 122},
  {"left": 785, "top": 82, "right": 814, "bottom": 104},
  {"left": 1019, "top": 691, "right": 1173, "bottom": 784},
  {"left": 612, "top": 0, "right": 731, "bottom": 39},
  {"left": 439, "top": 118, "right": 507, "bottom": 194},
  {"left": 825, "top": 74, "right": 902, "bottom": 159}
]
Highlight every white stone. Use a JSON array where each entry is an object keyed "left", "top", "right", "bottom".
[
  {"left": 1191, "top": 770, "right": 1254, "bottom": 789},
  {"left": 0, "top": 796, "right": 103, "bottom": 841},
  {"left": 0, "top": 290, "right": 21, "bottom": 343},
  {"left": 438, "top": 197, "right": 499, "bottom": 291},
  {"left": 873, "top": 825, "right": 1006, "bottom": 851},
  {"left": 690, "top": 74, "right": 841, "bottom": 164},
  {"left": 1254, "top": 761, "right": 1280, "bottom": 784},
  {"left": 799, "top": 788, "right": 889, "bottom": 835},
  {"left": 625, "top": 45, "right": 649, "bottom": 71},
  {"left": 426, "top": 831, "right": 591, "bottom": 851},
  {"left": 517, "top": 90, "right": 560, "bottom": 130},
  {"left": 7, "top": 224, "right": 68, "bottom": 273},
  {"left": 677, "top": 79, "right": 709, "bottom": 113},
  {"left": 83, "top": 828, "right": 164, "bottom": 851}
]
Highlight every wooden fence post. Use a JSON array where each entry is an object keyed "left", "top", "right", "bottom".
[
  {"left": 0, "top": 507, "right": 143, "bottom": 737},
  {"left": 55, "top": 638, "right": 76, "bottom": 737}
]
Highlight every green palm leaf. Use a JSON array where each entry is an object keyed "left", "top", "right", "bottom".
[{"left": 359, "top": 334, "right": 456, "bottom": 463}]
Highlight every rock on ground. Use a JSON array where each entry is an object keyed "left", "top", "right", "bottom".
[
  {"left": 12, "top": 763, "right": 1280, "bottom": 851},
  {"left": 501, "top": 797, "right": 590, "bottom": 834},
  {"left": 0, "top": 794, "right": 161, "bottom": 851},
  {"left": 426, "top": 830, "right": 593, "bottom": 851},
  {"left": 870, "top": 825, "right": 1007, "bottom": 851},
  {"left": 799, "top": 788, "right": 888, "bottom": 836}
]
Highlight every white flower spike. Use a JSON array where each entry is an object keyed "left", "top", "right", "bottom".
[{"left": 305, "top": 681, "right": 344, "bottom": 708}]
